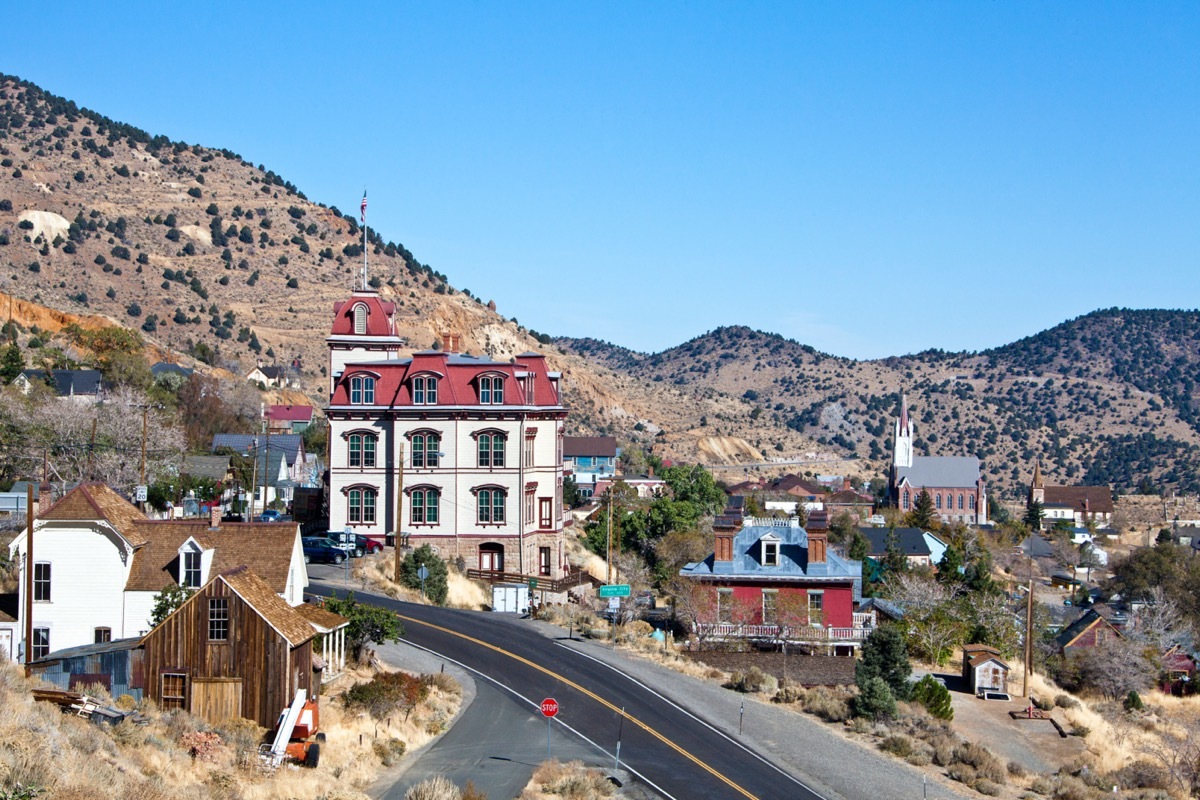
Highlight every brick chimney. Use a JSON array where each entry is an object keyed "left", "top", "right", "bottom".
[
  {"left": 210, "top": 505, "right": 221, "bottom": 529},
  {"left": 441, "top": 333, "right": 461, "bottom": 353},
  {"left": 807, "top": 531, "right": 828, "bottom": 564},
  {"left": 714, "top": 530, "right": 734, "bottom": 563},
  {"left": 843, "top": 477, "right": 852, "bottom": 492}
]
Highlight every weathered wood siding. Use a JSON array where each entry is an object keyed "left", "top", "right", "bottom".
[{"left": 141, "top": 580, "right": 312, "bottom": 727}]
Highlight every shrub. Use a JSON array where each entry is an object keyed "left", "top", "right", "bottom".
[
  {"left": 187, "top": 187, "right": 202, "bottom": 198},
  {"left": 727, "top": 667, "right": 777, "bottom": 695},
  {"left": 1008, "top": 761, "right": 1028, "bottom": 778},
  {"left": 975, "top": 779, "right": 1002, "bottom": 796},
  {"left": 404, "top": 775, "right": 461, "bottom": 800},
  {"left": 286, "top": 277, "right": 299, "bottom": 288},
  {"left": 1051, "top": 776, "right": 1091, "bottom": 800},
  {"left": 911, "top": 675, "right": 953, "bottom": 720},
  {"left": 1054, "top": 694, "right": 1080, "bottom": 710},
  {"left": 1032, "top": 695, "right": 1055, "bottom": 711},
  {"left": 851, "top": 677, "right": 897, "bottom": 720},
  {"left": 773, "top": 680, "right": 804, "bottom": 704},
  {"left": 906, "top": 750, "right": 932, "bottom": 767},
  {"left": 954, "top": 742, "right": 1007, "bottom": 784},
  {"left": 373, "top": 737, "right": 407, "bottom": 766},
  {"left": 343, "top": 670, "right": 428, "bottom": 719},
  {"left": 803, "top": 687, "right": 850, "bottom": 722},
  {"left": 1124, "top": 690, "right": 1144, "bottom": 712},
  {"left": 948, "top": 764, "right": 977, "bottom": 785},
  {"left": 880, "top": 734, "right": 913, "bottom": 757},
  {"left": 1029, "top": 776, "right": 1054, "bottom": 795}
]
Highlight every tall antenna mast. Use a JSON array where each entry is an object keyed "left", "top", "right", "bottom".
[{"left": 360, "top": 190, "right": 368, "bottom": 290}]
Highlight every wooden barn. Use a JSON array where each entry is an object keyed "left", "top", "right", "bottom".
[
  {"left": 962, "top": 644, "right": 1010, "bottom": 695},
  {"left": 141, "top": 566, "right": 319, "bottom": 727}
]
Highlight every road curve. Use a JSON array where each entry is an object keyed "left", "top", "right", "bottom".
[{"left": 310, "top": 585, "right": 822, "bottom": 800}]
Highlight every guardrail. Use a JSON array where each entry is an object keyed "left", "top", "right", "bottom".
[
  {"left": 694, "top": 622, "right": 869, "bottom": 644},
  {"left": 465, "top": 567, "right": 602, "bottom": 594}
]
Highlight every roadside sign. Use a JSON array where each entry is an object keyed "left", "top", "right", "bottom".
[
  {"left": 134, "top": 485, "right": 148, "bottom": 502},
  {"left": 528, "top": 578, "right": 538, "bottom": 590},
  {"left": 541, "top": 698, "right": 559, "bottom": 718},
  {"left": 417, "top": 565, "right": 430, "bottom": 581},
  {"left": 598, "top": 584, "right": 631, "bottom": 598}
]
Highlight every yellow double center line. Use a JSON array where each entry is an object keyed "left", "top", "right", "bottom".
[{"left": 399, "top": 614, "right": 758, "bottom": 800}]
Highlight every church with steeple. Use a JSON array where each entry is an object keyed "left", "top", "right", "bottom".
[{"left": 889, "top": 394, "right": 988, "bottom": 525}]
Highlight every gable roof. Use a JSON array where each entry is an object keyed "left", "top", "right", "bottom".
[
  {"left": 895, "top": 456, "right": 981, "bottom": 489},
  {"left": 181, "top": 454, "right": 232, "bottom": 482},
  {"left": 219, "top": 568, "right": 315, "bottom": 647},
  {"left": 38, "top": 482, "right": 148, "bottom": 547},
  {"left": 563, "top": 436, "right": 617, "bottom": 458},
  {"left": 150, "top": 362, "right": 193, "bottom": 378},
  {"left": 267, "top": 404, "right": 314, "bottom": 423},
  {"left": 1041, "top": 485, "right": 1114, "bottom": 515},
  {"left": 293, "top": 601, "right": 350, "bottom": 632},
  {"left": 16, "top": 369, "right": 104, "bottom": 397},
  {"left": 860, "top": 528, "right": 932, "bottom": 558},
  {"left": 1055, "top": 608, "right": 1122, "bottom": 650},
  {"left": 211, "top": 433, "right": 304, "bottom": 466},
  {"left": 125, "top": 520, "right": 299, "bottom": 593}
]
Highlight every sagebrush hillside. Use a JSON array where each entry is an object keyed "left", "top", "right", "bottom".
[{"left": 1, "top": 72, "right": 1198, "bottom": 500}]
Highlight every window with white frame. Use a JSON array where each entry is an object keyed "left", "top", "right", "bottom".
[
  {"left": 477, "top": 488, "right": 506, "bottom": 524},
  {"left": 762, "top": 589, "right": 778, "bottom": 624},
  {"left": 412, "top": 375, "right": 438, "bottom": 405},
  {"left": 524, "top": 433, "right": 535, "bottom": 466},
  {"left": 349, "top": 375, "right": 375, "bottom": 404},
  {"left": 411, "top": 433, "right": 440, "bottom": 468},
  {"left": 348, "top": 488, "right": 377, "bottom": 524},
  {"left": 31, "top": 627, "right": 49, "bottom": 660},
  {"left": 410, "top": 488, "right": 440, "bottom": 524},
  {"left": 524, "top": 489, "right": 535, "bottom": 525},
  {"left": 349, "top": 432, "right": 377, "bottom": 468},
  {"left": 808, "top": 590, "right": 824, "bottom": 619},
  {"left": 761, "top": 538, "right": 779, "bottom": 567},
  {"left": 181, "top": 551, "right": 201, "bottom": 589},
  {"left": 353, "top": 303, "right": 368, "bottom": 335},
  {"left": 717, "top": 589, "right": 733, "bottom": 623},
  {"left": 478, "top": 375, "right": 505, "bottom": 404},
  {"left": 477, "top": 433, "right": 505, "bottom": 468},
  {"left": 33, "top": 562, "right": 51, "bottom": 602}
]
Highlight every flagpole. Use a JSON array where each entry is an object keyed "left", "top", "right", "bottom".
[{"left": 361, "top": 190, "right": 368, "bottom": 290}]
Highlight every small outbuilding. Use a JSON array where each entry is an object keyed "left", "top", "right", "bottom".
[{"left": 962, "top": 644, "right": 1010, "bottom": 695}]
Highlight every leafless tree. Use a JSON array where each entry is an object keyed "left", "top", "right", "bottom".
[
  {"left": 1073, "top": 637, "right": 1154, "bottom": 699},
  {"left": 1137, "top": 716, "right": 1200, "bottom": 796},
  {"left": 1129, "top": 586, "right": 1195, "bottom": 656},
  {"left": 884, "top": 571, "right": 967, "bottom": 664}
]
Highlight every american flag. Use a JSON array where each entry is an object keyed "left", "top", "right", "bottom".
[{"left": 360, "top": 192, "right": 367, "bottom": 222}]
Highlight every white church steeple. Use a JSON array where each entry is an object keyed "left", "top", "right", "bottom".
[{"left": 893, "top": 393, "right": 914, "bottom": 468}]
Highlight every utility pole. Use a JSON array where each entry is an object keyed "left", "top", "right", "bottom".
[
  {"left": 88, "top": 418, "right": 97, "bottom": 480},
  {"left": 606, "top": 491, "right": 613, "bottom": 584},
  {"left": 1023, "top": 573, "right": 1034, "bottom": 697},
  {"left": 139, "top": 406, "right": 149, "bottom": 510},
  {"left": 394, "top": 442, "right": 405, "bottom": 585},
  {"left": 23, "top": 482, "right": 33, "bottom": 674}
]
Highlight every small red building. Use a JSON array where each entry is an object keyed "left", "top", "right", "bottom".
[{"left": 679, "top": 517, "right": 864, "bottom": 653}]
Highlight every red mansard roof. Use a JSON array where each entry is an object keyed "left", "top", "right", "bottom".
[
  {"left": 330, "top": 291, "right": 397, "bottom": 337},
  {"left": 330, "top": 350, "right": 562, "bottom": 408},
  {"left": 267, "top": 404, "right": 314, "bottom": 423}
]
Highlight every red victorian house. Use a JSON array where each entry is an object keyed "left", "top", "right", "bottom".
[{"left": 679, "top": 517, "right": 866, "bottom": 655}]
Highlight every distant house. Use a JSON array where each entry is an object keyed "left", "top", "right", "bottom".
[
  {"left": 266, "top": 404, "right": 315, "bottom": 434},
  {"left": 595, "top": 474, "right": 668, "bottom": 500},
  {"left": 679, "top": 517, "right": 865, "bottom": 654},
  {"left": 246, "top": 363, "right": 289, "bottom": 388},
  {"left": 181, "top": 454, "right": 233, "bottom": 486},
  {"left": 12, "top": 369, "right": 105, "bottom": 404},
  {"left": 962, "top": 644, "right": 1010, "bottom": 694},
  {"left": 826, "top": 482, "right": 874, "bottom": 521},
  {"left": 860, "top": 527, "right": 934, "bottom": 568},
  {"left": 140, "top": 567, "right": 322, "bottom": 727},
  {"left": 211, "top": 433, "right": 309, "bottom": 488},
  {"left": 150, "top": 362, "right": 194, "bottom": 381},
  {"left": 562, "top": 436, "right": 618, "bottom": 498},
  {"left": 1055, "top": 608, "right": 1122, "bottom": 654},
  {"left": 1029, "top": 463, "right": 1114, "bottom": 528}
]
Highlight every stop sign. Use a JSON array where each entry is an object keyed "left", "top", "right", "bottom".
[{"left": 540, "top": 697, "right": 559, "bottom": 718}]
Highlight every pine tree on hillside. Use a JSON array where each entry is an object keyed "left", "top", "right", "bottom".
[{"left": 906, "top": 490, "right": 937, "bottom": 530}]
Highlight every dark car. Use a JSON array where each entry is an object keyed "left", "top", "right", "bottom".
[
  {"left": 221, "top": 513, "right": 245, "bottom": 523},
  {"left": 302, "top": 537, "right": 345, "bottom": 565},
  {"left": 353, "top": 534, "right": 384, "bottom": 556}
]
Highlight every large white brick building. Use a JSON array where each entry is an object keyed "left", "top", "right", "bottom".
[{"left": 325, "top": 289, "right": 568, "bottom": 578}]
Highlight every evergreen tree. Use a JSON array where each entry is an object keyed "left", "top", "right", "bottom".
[
  {"left": 1024, "top": 501, "right": 1044, "bottom": 531},
  {"left": 400, "top": 544, "right": 449, "bottom": 605},
  {"left": 937, "top": 543, "right": 964, "bottom": 583},
  {"left": 884, "top": 528, "right": 909, "bottom": 574},
  {"left": 910, "top": 674, "right": 953, "bottom": 720},
  {"left": 0, "top": 341, "right": 24, "bottom": 382},
  {"left": 851, "top": 676, "right": 897, "bottom": 720},
  {"left": 907, "top": 490, "right": 937, "bottom": 529},
  {"left": 848, "top": 528, "right": 869, "bottom": 562},
  {"left": 856, "top": 625, "right": 912, "bottom": 700}
]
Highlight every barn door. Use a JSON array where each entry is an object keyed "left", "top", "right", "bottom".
[{"left": 191, "top": 678, "right": 242, "bottom": 723}]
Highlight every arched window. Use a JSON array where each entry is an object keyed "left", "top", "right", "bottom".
[
  {"left": 353, "top": 303, "right": 368, "bottom": 335},
  {"left": 935, "top": 494, "right": 942, "bottom": 509},
  {"left": 902, "top": 490, "right": 910, "bottom": 510},
  {"left": 411, "top": 433, "right": 440, "bottom": 468},
  {"left": 968, "top": 495, "right": 976, "bottom": 510},
  {"left": 958, "top": 494, "right": 964, "bottom": 510},
  {"left": 477, "top": 488, "right": 506, "bottom": 524},
  {"left": 348, "top": 432, "right": 377, "bottom": 468},
  {"left": 349, "top": 375, "right": 375, "bottom": 404},
  {"left": 411, "top": 488, "right": 440, "bottom": 524},
  {"left": 348, "top": 488, "right": 377, "bottom": 524},
  {"left": 479, "top": 375, "right": 504, "bottom": 404},
  {"left": 478, "top": 432, "right": 506, "bottom": 468},
  {"left": 412, "top": 375, "right": 438, "bottom": 405}
]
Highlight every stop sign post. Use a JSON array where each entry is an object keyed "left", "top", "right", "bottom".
[{"left": 541, "top": 697, "right": 558, "bottom": 757}]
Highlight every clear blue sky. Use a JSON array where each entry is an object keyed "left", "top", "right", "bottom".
[{"left": 4, "top": 3, "right": 1198, "bottom": 359}]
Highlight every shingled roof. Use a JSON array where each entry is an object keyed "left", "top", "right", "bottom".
[
  {"left": 563, "top": 436, "right": 617, "bottom": 458},
  {"left": 860, "top": 528, "right": 932, "bottom": 559},
  {"left": 38, "top": 482, "right": 148, "bottom": 547},
  {"left": 125, "top": 520, "right": 299, "bottom": 593},
  {"left": 1042, "top": 485, "right": 1114, "bottom": 515},
  {"left": 220, "top": 568, "right": 315, "bottom": 647}
]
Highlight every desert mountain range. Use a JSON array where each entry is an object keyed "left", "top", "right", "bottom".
[{"left": 1, "top": 73, "right": 1198, "bottom": 502}]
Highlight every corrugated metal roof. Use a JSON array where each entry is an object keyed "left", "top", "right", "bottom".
[{"left": 895, "top": 456, "right": 980, "bottom": 488}]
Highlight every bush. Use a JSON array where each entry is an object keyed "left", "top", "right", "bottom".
[
  {"left": 880, "top": 734, "right": 913, "bottom": 757},
  {"left": 373, "top": 737, "right": 407, "bottom": 766},
  {"left": 911, "top": 675, "right": 953, "bottom": 720},
  {"left": 954, "top": 742, "right": 1007, "bottom": 784},
  {"left": 1124, "top": 690, "right": 1144, "bottom": 712},
  {"left": 803, "top": 687, "right": 850, "bottom": 722},
  {"left": 1029, "top": 776, "right": 1054, "bottom": 795},
  {"left": 773, "top": 680, "right": 804, "bottom": 704},
  {"left": 1054, "top": 694, "right": 1080, "bottom": 710},
  {"left": 727, "top": 667, "right": 777, "bottom": 695},
  {"left": 975, "top": 779, "right": 1002, "bottom": 796},
  {"left": 1051, "top": 776, "right": 1092, "bottom": 800},
  {"left": 286, "top": 277, "right": 299, "bottom": 288},
  {"left": 404, "top": 775, "right": 461, "bottom": 800},
  {"left": 187, "top": 187, "right": 202, "bottom": 198},
  {"left": 851, "top": 677, "right": 897, "bottom": 720},
  {"left": 343, "top": 671, "right": 428, "bottom": 719},
  {"left": 1032, "top": 695, "right": 1055, "bottom": 711},
  {"left": 906, "top": 750, "right": 932, "bottom": 767},
  {"left": 948, "top": 764, "right": 977, "bottom": 785},
  {"left": 1008, "top": 761, "right": 1028, "bottom": 778}
]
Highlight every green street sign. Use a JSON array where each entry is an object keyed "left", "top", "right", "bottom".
[
  {"left": 528, "top": 579, "right": 538, "bottom": 590},
  {"left": 599, "top": 584, "right": 631, "bottom": 598}
]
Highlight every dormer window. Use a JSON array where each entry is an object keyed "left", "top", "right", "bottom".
[
  {"left": 353, "top": 303, "right": 368, "bottom": 335},
  {"left": 479, "top": 375, "right": 504, "bottom": 405},
  {"left": 350, "top": 375, "right": 376, "bottom": 404},
  {"left": 413, "top": 375, "right": 438, "bottom": 405},
  {"left": 761, "top": 536, "right": 780, "bottom": 567},
  {"left": 182, "top": 550, "right": 202, "bottom": 589}
]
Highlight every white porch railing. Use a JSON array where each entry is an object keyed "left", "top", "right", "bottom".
[{"left": 694, "top": 623, "right": 869, "bottom": 643}]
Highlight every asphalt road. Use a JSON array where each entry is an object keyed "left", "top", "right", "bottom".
[{"left": 308, "top": 583, "right": 821, "bottom": 800}]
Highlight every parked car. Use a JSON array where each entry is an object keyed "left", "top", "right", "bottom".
[
  {"left": 302, "top": 537, "right": 345, "bottom": 565},
  {"left": 258, "top": 509, "right": 282, "bottom": 522},
  {"left": 307, "top": 530, "right": 357, "bottom": 556},
  {"left": 353, "top": 534, "right": 384, "bottom": 556},
  {"left": 221, "top": 512, "right": 245, "bottom": 523},
  {"left": 634, "top": 590, "right": 656, "bottom": 609}
]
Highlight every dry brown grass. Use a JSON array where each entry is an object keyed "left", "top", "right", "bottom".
[
  {"left": 520, "top": 759, "right": 615, "bottom": 800},
  {"left": 0, "top": 657, "right": 461, "bottom": 800},
  {"left": 352, "top": 554, "right": 489, "bottom": 610}
]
